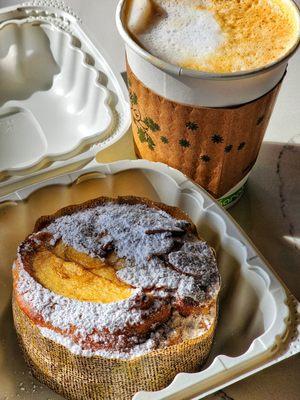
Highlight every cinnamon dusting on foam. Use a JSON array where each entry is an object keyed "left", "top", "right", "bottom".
[{"left": 128, "top": 0, "right": 299, "bottom": 73}]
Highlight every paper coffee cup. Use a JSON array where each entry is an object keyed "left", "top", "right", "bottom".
[{"left": 116, "top": 0, "right": 300, "bottom": 204}]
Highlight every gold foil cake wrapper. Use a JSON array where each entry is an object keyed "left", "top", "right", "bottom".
[
  {"left": 13, "top": 297, "right": 217, "bottom": 400},
  {"left": 127, "top": 65, "right": 282, "bottom": 198}
]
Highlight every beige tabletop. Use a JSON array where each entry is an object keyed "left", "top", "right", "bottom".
[{"left": 0, "top": 0, "right": 299, "bottom": 399}]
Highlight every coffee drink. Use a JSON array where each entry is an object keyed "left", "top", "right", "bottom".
[
  {"left": 119, "top": 0, "right": 300, "bottom": 206},
  {"left": 126, "top": 0, "right": 299, "bottom": 73}
]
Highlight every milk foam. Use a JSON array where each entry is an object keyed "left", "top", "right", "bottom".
[
  {"left": 127, "top": 0, "right": 299, "bottom": 73},
  {"left": 132, "top": 0, "right": 224, "bottom": 66}
]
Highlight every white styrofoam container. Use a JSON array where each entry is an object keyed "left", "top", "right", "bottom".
[
  {"left": 0, "top": 159, "right": 299, "bottom": 400},
  {"left": 0, "top": 3, "right": 131, "bottom": 184}
]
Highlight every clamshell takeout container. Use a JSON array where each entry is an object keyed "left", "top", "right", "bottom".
[
  {"left": 0, "top": 3, "right": 299, "bottom": 400},
  {"left": 0, "top": 160, "right": 299, "bottom": 400},
  {"left": 0, "top": 2, "right": 131, "bottom": 185}
]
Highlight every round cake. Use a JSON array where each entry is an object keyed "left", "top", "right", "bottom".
[{"left": 13, "top": 196, "right": 220, "bottom": 400}]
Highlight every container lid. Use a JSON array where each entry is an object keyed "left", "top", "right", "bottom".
[{"left": 0, "top": 2, "right": 131, "bottom": 192}]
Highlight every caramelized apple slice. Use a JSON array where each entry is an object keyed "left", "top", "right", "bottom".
[{"left": 31, "top": 243, "right": 132, "bottom": 303}]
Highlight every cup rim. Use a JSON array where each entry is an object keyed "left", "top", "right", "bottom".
[{"left": 116, "top": 0, "right": 300, "bottom": 80}]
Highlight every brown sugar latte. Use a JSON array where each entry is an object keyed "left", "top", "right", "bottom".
[{"left": 126, "top": 0, "right": 300, "bottom": 73}]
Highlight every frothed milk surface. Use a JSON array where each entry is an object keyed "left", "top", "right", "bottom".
[{"left": 126, "top": 0, "right": 299, "bottom": 73}]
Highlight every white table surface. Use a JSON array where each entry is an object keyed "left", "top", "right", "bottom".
[{"left": 0, "top": 0, "right": 299, "bottom": 399}]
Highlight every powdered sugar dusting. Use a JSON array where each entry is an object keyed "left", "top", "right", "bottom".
[
  {"left": 15, "top": 200, "right": 220, "bottom": 359},
  {"left": 168, "top": 242, "right": 218, "bottom": 281},
  {"left": 45, "top": 203, "right": 190, "bottom": 264},
  {"left": 16, "top": 264, "right": 148, "bottom": 333},
  {"left": 39, "top": 309, "right": 215, "bottom": 360},
  {"left": 43, "top": 203, "right": 218, "bottom": 300}
]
